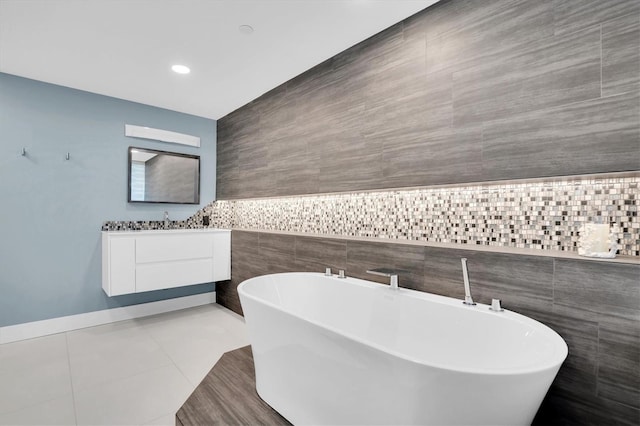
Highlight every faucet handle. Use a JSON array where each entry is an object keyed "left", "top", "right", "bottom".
[
  {"left": 490, "top": 299, "right": 504, "bottom": 312},
  {"left": 325, "top": 267, "right": 332, "bottom": 276},
  {"left": 337, "top": 269, "right": 346, "bottom": 278}
]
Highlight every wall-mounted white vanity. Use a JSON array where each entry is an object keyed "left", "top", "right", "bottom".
[{"left": 102, "top": 229, "right": 231, "bottom": 296}]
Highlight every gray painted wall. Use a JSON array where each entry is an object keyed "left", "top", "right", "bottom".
[
  {"left": 0, "top": 73, "right": 216, "bottom": 327},
  {"left": 216, "top": 0, "right": 639, "bottom": 199}
]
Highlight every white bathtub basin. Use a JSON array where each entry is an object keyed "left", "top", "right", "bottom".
[{"left": 238, "top": 272, "right": 568, "bottom": 425}]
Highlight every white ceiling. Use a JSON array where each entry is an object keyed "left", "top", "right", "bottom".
[{"left": 0, "top": 0, "right": 439, "bottom": 120}]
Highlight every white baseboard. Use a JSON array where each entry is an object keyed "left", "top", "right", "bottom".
[{"left": 0, "top": 292, "right": 216, "bottom": 344}]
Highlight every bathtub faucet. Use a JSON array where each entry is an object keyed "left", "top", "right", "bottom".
[
  {"left": 461, "top": 258, "right": 476, "bottom": 306},
  {"left": 367, "top": 268, "right": 406, "bottom": 290}
]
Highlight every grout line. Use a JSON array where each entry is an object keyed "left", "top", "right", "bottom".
[
  {"left": 140, "top": 305, "right": 244, "bottom": 389},
  {"left": 149, "top": 339, "right": 197, "bottom": 390},
  {"left": 65, "top": 332, "right": 79, "bottom": 425},
  {"left": 0, "top": 336, "right": 78, "bottom": 422},
  {"left": 551, "top": 258, "right": 556, "bottom": 304},
  {"left": 600, "top": 23, "right": 603, "bottom": 98},
  {"left": 595, "top": 319, "right": 601, "bottom": 397},
  {"left": 0, "top": 393, "right": 76, "bottom": 421},
  {"left": 65, "top": 331, "right": 175, "bottom": 396},
  {"left": 142, "top": 316, "right": 196, "bottom": 389}
]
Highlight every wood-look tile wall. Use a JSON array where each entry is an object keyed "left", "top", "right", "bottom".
[
  {"left": 218, "top": 230, "right": 640, "bottom": 425},
  {"left": 216, "top": 0, "right": 640, "bottom": 199},
  {"left": 214, "top": 0, "right": 640, "bottom": 424}
]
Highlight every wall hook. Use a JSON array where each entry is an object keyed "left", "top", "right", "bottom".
[
  {"left": 21, "top": 147, "right": 26, "bottom": 156},
  {"left": 65, "top": 152, "right": 70, "bottom": 161}
]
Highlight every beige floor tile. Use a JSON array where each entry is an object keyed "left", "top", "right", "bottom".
[
  {"left": 74, "top": 364, "right": 192, "bottom": 426},
  {"left": 0, "top": 394, "right": 76, "bottom": 426}
]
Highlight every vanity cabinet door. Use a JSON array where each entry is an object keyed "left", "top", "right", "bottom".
[
  {"left": 212, "top": 231, "right": 231, "bottom": 281},
  {"left": 104, "top": 237, "right": 136, "bottom": 296}
]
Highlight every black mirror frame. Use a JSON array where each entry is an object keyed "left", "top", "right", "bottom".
[{"left": 127, "top": 146, "right": 200, "bottom": 205}]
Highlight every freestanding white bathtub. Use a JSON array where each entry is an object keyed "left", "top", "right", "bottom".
[{"left": 238, "top": 272, "right": 568, "bottom": 426}]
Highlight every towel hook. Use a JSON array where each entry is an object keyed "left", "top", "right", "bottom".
[
  {"left": 21, "top": 147, "right": 26, "bottom": 156},
  {"left": 65, "top": 152, "right": 70, "bottom": 161}
]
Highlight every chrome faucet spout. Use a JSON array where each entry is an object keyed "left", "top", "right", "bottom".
[
  {"left": 367, "top": 268, "right": 406, "bottom": 290},
  {"left": 461, "top": 258, "right": 476, "bottom": 306}
]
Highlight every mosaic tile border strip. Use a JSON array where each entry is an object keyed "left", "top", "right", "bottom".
[
  {"left": 101, "top": 220, "right": 202, "bottom": 232},
  {"left": 103, "top": 175, "right": 639, "bottom": 256}
]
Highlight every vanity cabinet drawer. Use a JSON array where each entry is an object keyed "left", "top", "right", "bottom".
[
  {"left": 102, "top": 229, "right": 231, "bottom": 296},
  {"left": 136, "top": 258, "right": 214, "bottom": 292},
  {"left": 136, "top": 234, "right": 214, "bottom": 263}
]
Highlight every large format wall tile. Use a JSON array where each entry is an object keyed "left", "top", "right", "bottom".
[
  {"left": 452, "top": 25, "right": 601, "bottom": 126},
  {"left": 294, "top": 237, "right": 347, "bottom": 273},
  {"left": 346, "top": 240, "right": 425, "bottom": 289},
  {"left": 602, "top": 13, "right": 640, "bottom": 97},
  {"left": 536, "top": 307, "right": 599, "bottom": 401},
  {"left": 425, "top": 0, "right": 555, "bottom": 75},
  {"left": 597, "top": 314, "right": 640, "bottom": 409},
  {"left": 382, "top": 126, "right": 484, "bottom": 187},
  {"left": 216, "top": 0, "right": 640, "bottom": 199},
  {"left": 219, "top": 231, "right": 640, "bottom": 425},
  {"left": 553, "top": 259, "right": 640, "bottom": 318},
  {"left": 481, "top": 91, "right": 640, "bottom": 180},
  {"left": 553, "top": 0, "right": 640, "bottom": 36}
]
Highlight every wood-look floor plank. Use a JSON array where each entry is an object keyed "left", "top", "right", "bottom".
[{"left": 176, "top": 346, "right": 291, "bottom": 426}]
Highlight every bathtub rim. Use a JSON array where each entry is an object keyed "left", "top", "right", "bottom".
[{"left": 238, "top": 271, "right": 568, "bottom": 376}]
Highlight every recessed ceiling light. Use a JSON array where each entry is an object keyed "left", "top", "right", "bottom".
[
  {"left": 239, "top": 24, "right": 254, "bottom": 34},
  {"left": 171, "top": 64, "right": 191, "bottom": 74}
]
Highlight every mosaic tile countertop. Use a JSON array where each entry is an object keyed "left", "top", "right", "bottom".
[{"left": 103, "top": 174, "right": 639, "bottom": 257}]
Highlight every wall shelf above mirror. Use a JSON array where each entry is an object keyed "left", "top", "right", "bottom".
[{"left": 128, "top": 147, "right": 200, "bottom": 204}]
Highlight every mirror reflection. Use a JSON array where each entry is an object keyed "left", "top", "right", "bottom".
[{"left": 128, "top": 147, "right": 200, "bottom": 204}]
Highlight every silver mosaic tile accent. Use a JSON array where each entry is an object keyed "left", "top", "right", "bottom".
[
  {"left": 102, "top": 175, "right": 639, "bottom": 256},
  {"left": 101, "top": 202, "right": 236, "bottom": 232},
  {"left": 202, "top": 175, "right": 639, "bottom": 256},
  {"left": 100, "top": 220, "right": 202, "bottom": 232}
]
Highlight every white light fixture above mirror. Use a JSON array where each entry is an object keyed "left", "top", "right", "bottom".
[{"left": 124, "top": 124, "right": 201, "bottom": 148}]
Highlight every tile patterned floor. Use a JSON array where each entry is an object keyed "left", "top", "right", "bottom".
[{"left": 0, "top": 304, "right": 249, "bottom": 426}]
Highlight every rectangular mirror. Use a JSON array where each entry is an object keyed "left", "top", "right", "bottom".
[{"left": 128, "top": 147, "right": 200, "bottom": 204}]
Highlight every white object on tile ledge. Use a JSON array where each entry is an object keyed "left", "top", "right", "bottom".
[
  {"left": 578, "top": 223, "right": 618, "bottom": 258},
  {"left": 125, "top": 124, "right": 201, "bottom": 147}
]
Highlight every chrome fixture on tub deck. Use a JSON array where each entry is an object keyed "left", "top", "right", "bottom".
[
  {"left": 461, "top": 258, "right": 476, "bottom": 306},
  {"left": 490, "top": 299, "right": 504, "bottom": 312},
  {"left": 366, "top": 268, "right": 407, "bottom": 290}
]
